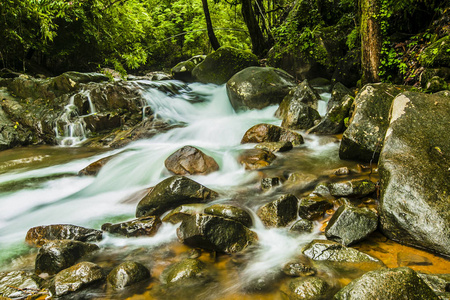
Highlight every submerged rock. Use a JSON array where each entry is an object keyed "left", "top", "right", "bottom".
[
  {"left": 162, "top": 204, "right": 206, "bottom": 224},
  {"left": 78, "top": 155, "right": 114, "bottom": 176},
  {"left": 241, "top": 123, "right": 304, "bottom": 145},
  {"left": 107, "top": 261, "right": 150, "bottom": 289},
  {"left": 25, "top": 224, "right": 103, "bottom": 247},
  {"left": 255, "top": 141, "right": 293, "bottom": 153},
  {"left": 101, "top": 216, "right": 162, "bottom": 237},
  {"left": 334, "top": 267, "right": 439, "bottom": 300},
  {"left": 164, "top": 145, "right": 219, "bottom": 175},
  {"left": 290, "top": 219, "right": 314, "bottom": 234},
  {"left": 325, "top": 204, "right": 378, "bottom": 246},
  {"left": 52, "top": 262, "right": 104, "bottom": 297},
  {"left": 238, "top": 148, "right": 276, "bottom": 170},
  {"left": 136, "top": 176, "right": 218, "bottom": 217},
  {"left": 192, "top": 46, "right": 258, "bottom": 84},
  {"left": 160, "top": 258, "right": 211, "bottom": 285},
  {"left": 177, "top": 214, "right": 257, "bottom": 254},
  {"left": 328, "top": 179, "right": 376, "bottom": 198},
  {"left": 280, "top": 277, "right": 332, "bottom": 300},
  {"left": 204, "top": 204, "right": 253, "bottom": 227},
  {"left": 282, "top": 260, "right": 316, "bottom": 277},
  {"left": 261, "top": 177, "right": 281, "bottom": 191},
  {"left": 0, "top": 271, "right": 44, "bottom": 299},
  {"left": 35, "top": 240, "right": 99, "bottom": 275},
  {"left": 257, "top": 194, "right": 298, "bottom": 227},
  {"left": 298, "top": 196, "right": 333, "bottom": 220},
  {"left": 302, "top": 240, "right": 381, "bottom": 263},
  {"left": 379, "top": 91, "right": 450, "bottom": 256},
  {"left": 227, "top": 66, "right": 296, "bottom": 111}
]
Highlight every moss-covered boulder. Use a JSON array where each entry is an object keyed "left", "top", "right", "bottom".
[
  {"left": 308, "top": 94, "right": 353, "bottom": 134},
  {"left": 419, "top": 36, "right": 450, "bottom": 68},
  {"left": 192, "top": 46, "right": 258, "bottom": 84},
  {"left": 171, "top": 60, "right": 196, "bottom": 82},
  {"left": 52, "top": 262, "right": 104, "bottom": 297},
  {"left": 177, "top": 214, "right": 257, "bottom": 254},
  {"left": 298, "top": 196, "right": 333, "bottom": 220},
  {"left": 238, "top": 148, "right": 276, "bottom": 170},
  {"left": 101, "top": 216, "right": 162, "bottom": 237},
  {"left": 107, "top": 261, "right": 150, "bottom": 289},
  {"left": 419, "top": 67, "right": 450, "bottom": 92},
  {"left": 0, "top": 271, "right": 44, "bottom": 299},
  {"left": 328, "top": 179, "right": 376, "bottom": 198},
  {"left": 204, "top": 204, "right": 253, "bottom": 227},
  {"left": 334, "top": 267, "right": 439, "bottom": 300},
  {"left": 418, "top": 273, "right": 450, "bottom": 298},
  {"left": 25, "top": 224, "right": 103, "bottom": 247},
  {"left": 226, "top": 67, "right": 296, "bottom": 111},
  {"left": 257, "top": 194, "right": 298, "bottom": 227},
  {"left": 164, "top": 145, "right": 219, "bottom": 176},
  {"left": 280, "top": 277, "right": 332, "bottom": 300},
  {"left": 135, "top": 176, "right": 218, "bottom": 217},
  {"left": 325, "top": 204, "right": 378, "bottom": 246},
  {"left": 241, "top": 123, "right": 304, "bottom": 146},
  {"left": 160, "top": 258, "right": 211, "bottom": 285},
  {"left": 339, "top": 83, "right": 409, "bottom": 162},
  {"left": 379, "top": 91, "right": 450, "bottom": 256},
  {"left": 35, "top": 240, "right": 99, "bottom": 275}
]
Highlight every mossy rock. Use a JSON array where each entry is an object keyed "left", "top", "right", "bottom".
[
  {"left": 107, "top": 261, "right": 150, "bottom": 289},
  {"left": 257, "top": 194, "right": 298, "bottom": 227},
  {"left": 204, "top": 204, "right": 253, "bottom": 227},
  {"left": 52, "top": 262, "right": 104, "bottom": 297},
  {"left": 192, "top": 46, "right": 258, "bottom": 84},
  {"left": 280, "top": 277, "right": 332, "bottom": 300},
  {"left": 419, "top": 36, "right": 450, "bottom": 68},
  {"left": 160, "top": 258, "right": 211, "bottom": 285},
  {"left": 171, "top": 60, "right": 196, "bottom": 82}
]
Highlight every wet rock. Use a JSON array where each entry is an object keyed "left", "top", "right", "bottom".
[
  {"left": 204, "top": 204, "right": 253, "bottom": 227},
  {"left": 241, "top": 123, "right": 304, "bottom": 146},
  {"left": 164, "top": 145, "right": 219, "bottom": 175},
  {"left": 35, "top": 240, "right": 99, "bottom": 275},
  {"left": 261, "top": 177, "right": 281, "bottom": 191},
  {"left": 290, "top": 219, "right": 314, "bottom": 234},
  {"left": 334, "top": 267, "right": 439, "bottom": 300},
  {"left": 162, "top": 204, "right": 206, "bottom": 224},
  {"left": 339, "top": 83, "right": 410, "bottom": 162},
  {"left": 143, "top": 71, "right": 172, "bottom": 81},
  {"left": 325, "top": 204, "right": 378, "bottom": 246},
  {"left": 160, "top": 258, "right": 211, "bottom": 285},
  {"left": 0, "top": 271, "right": 44, "bottom": 299},
  {"left": 78, "top": 156, "right": 114, "bottom": 176},
  {"left": 308, "top": 94, "right": 353, "bottom": 135},
  {"left": 101, "top": 216, "right": 162, "bottom": 237},
  {"left": 238, "top": 148, "right": 276, "bottom": 170},
  {"left": 282, "top": 102, "right": 321, "bottom": 130},
  {"left": 107, "top": 261, "right": 150, "bottom": 289},
  {"left": 177, "top": 214, "right": 257, "bottom": 254},
  {"left": 419, "top": 35, "right": 450, "bottom": 68},
  {"left": 52, "top": 262, "right": 104, "bottom": 297},
  {"left": 286, "top": 173, "right": 320, "bottom": 192},
  {"left": 310, "top": 183, "right": 331, "bottom": 198},
  {"left": 298, "top": 196, "right": 333, "bottom": 220},
  {"left": 282, "top": 260, "right": 316, "bottom": 277},
  {"left": 192, "top": 46, "right": 258, "bottom": 84},
  {"left": 280, "top": 277, "right": 331, "bottom": 300},
  {"left": 171, "top": 60, "right": 196, "bottom": 82},
  {"left": 227, "top": 66, "right": 296, "bottom": 111},
  {"left": 302, "top": 239, "right": 381, "bottom": 263},
  {"left": 83, "top": 112, "right": 122, "bottom": 133},
  {"left": 379, "top": 91, "right": 450, "bottom": 256},
  {"left": 328, "top": 179, "right": 376, "bottom": 198},
  {"left": 255, "top": 141, "right": 293, "bottom": 152},
  {"left": 327, "top": 82, "right": 352, "bottom": 112},
  {"left": 418, "top": 273, "right": 450, "bottom": 296},
  {"left": 136, "top": 176, "right": 218, "bottom": 218},
  {"left": 333, "top": 167, "right": 351, "bottom": 175},
  {"left": 25, "top": 224, "right": 103, "bottom": 247},
  {"left": 257, "top": 194, "right": 298, "bottom": 227},
  {"left": 241, "top": 269, "right": 283, "bottom": 293}
]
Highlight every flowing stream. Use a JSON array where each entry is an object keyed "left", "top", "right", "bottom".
[{"left": 1, "top": 80, "right": 448, "bottom": 299}]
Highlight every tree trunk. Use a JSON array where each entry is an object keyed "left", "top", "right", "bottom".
[
  {"left": 241, "top": 0, "right": 267, "bottom": 56},
  {"left": 360, "top": 0, "right": 382, "bottom": 84},
  {"left": 201, "top": 0, "right": 221, "bottom": 51}
]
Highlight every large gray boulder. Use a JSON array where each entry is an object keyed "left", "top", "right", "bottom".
[
  {"left": 379, "top": 90, "right": 450, "bottom": 257},
  {"left": 339, "top": 83, "right": 409, "bottom": 162},
  {"left": 135, "top": 176, "right": 218, "bottom": 217},
  {"left": 334, "top": 267, "right": 439, "bottom": 300},
  {"left": 227, "top": 67, "right": 296, "bottom": 111},
  {"left": 192, "top": 46, "right": 258, "bottom": 84}
]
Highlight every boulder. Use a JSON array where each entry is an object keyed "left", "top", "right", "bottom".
[
  {"left": 308, "top": 94, "right": 353, "bottom": 134},
  {"left": 160, "top": 258, "right": 211, "bottom": 285},
  {"left": 418, "top": 273, "right": 450, "bottom": 297},
  {"left": 192, "top": 46, "right": 258, "bottom": 84},
  {"left": 162, "top": 204, "right": 206, "bottom": 224},
  {"left": 298, "top": 196, "right": 333, "bottom": 220},
  {"left": 241, "top": 123, "right": 304, "bottom": 146},
  {"left": 78, "top": 156, "right": 114, "bottom": 176},
  {"left": 334, "top": 267, "right": 439, "bottom": 300},
  {"left": 25, "top": 224, "right": 103, "bottom": 247},
  {"left": 419, "top": 67, "right": 450, "bottom": 92},
  {"left": 136, "top": 176, "right": 218, "bottom": 217},
  {"left": 290, "top": 219, "right": 314, "bottom": 234},
  {"left": 280, "top": 277, "right": 332, "bottom": 300},
  {"left": 255, "top": 141, "right": 293, "bottom": 152},
  {"left": 226, "top": 67, "right": 296, "bottom": 111},
  {"left": 379, "top": 91, "right": 450, "bottom": 256},
  {"left": 177, "top": 214, "right": 257, "bottom": 254},
  {"left": 325, "top": 204, "right": 378, "bottom": 246},
  {"left": 204, "top": 204, "right": 253, "bottom": 227},
  {"left": 0, "top": 271, "right": 44, "bottom": 299},
  {"left": 101, "top": 216, "right": 162, "bottom": 237},
  {"left": 339, "top": 83, "right": 409, "bottom": 162},
  {"left": 52, "top": 262, "right": 104, "bottom": 297},
  {"left": 257, "top": 194, "right": 298, "bottom": 227},
  {"left": 328, "top": 179, "right": 376, "bottom": 198},
  {"left": 107, "top": 261, "right": 150, "bottom": 289},
  {"left": 35, "top": 240, "right": 99, "bottom": 275},
  {"left": 419, "top": 35, "right": 450, "bottom": 68},
  {"left": 171, "top": 60, "right": 196, "bottom": 82},
  {"left": 238, "top": 148, "right": 276, "bottom": 170},
  {"left": 164, "top": 146, "right": 219, "bottom": 175},
  {"left": 302, "top": 240, "right": 381, "bottom": 263}
]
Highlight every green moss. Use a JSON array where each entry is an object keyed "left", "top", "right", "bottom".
[{"left": 420, "top": 36, "right": 450, "bottom": 68}]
